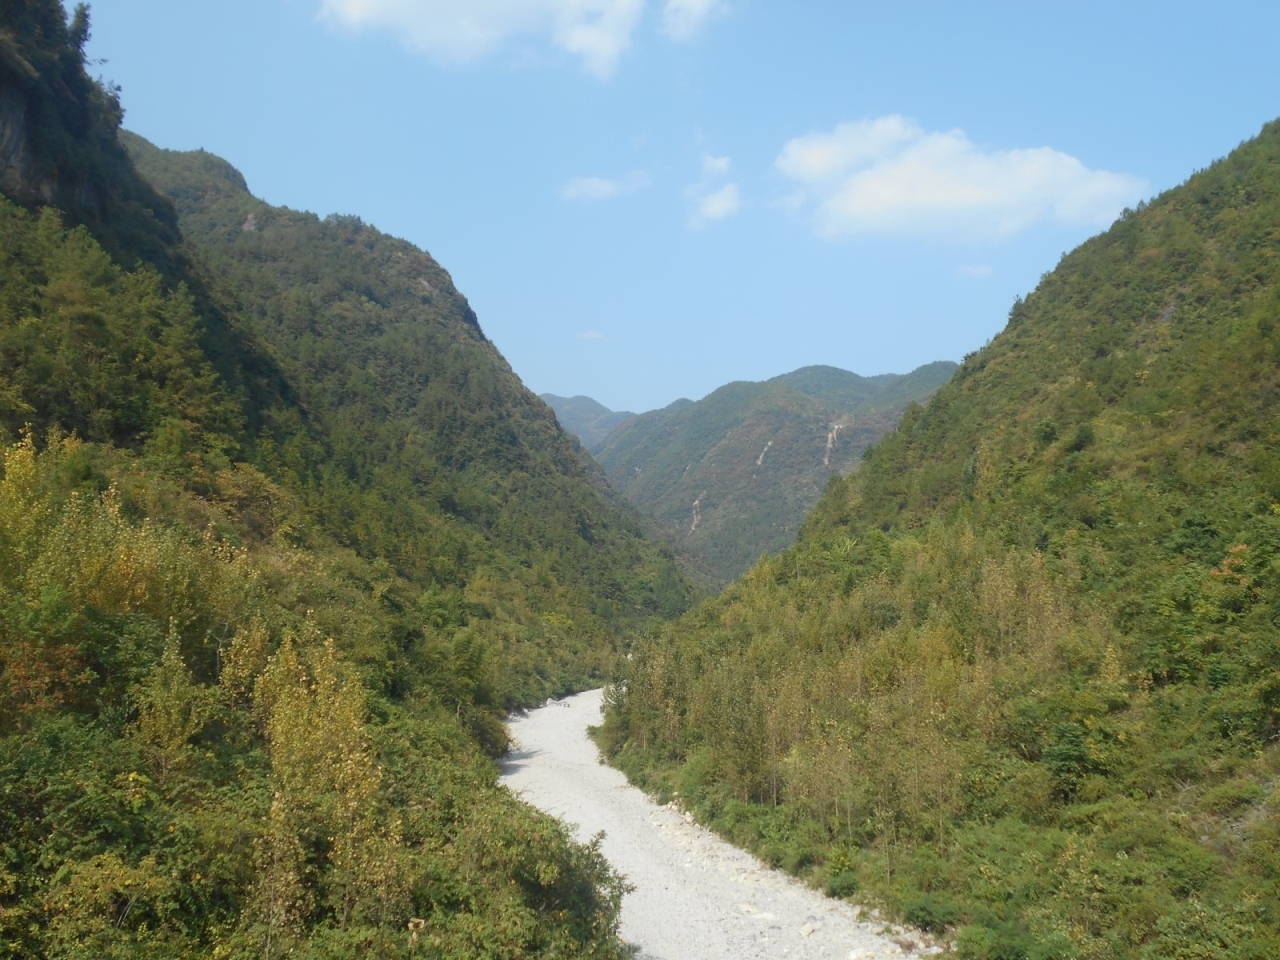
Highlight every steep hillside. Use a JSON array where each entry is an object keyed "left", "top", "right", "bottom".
[
  {"left": 593, "top": 362, "right": 956, "bottom": 585},
  {"left": 604, "top": 120, "right": 1280, "bottom": 959},
  {"left": 123, "top": 133, "right": 691, "bottom": 653},
  {"left": 541, "top": 393, "right": 636, "bottom": 449},
  {"left": 0, "top": 4, "right": 681, "bottom": 956}
]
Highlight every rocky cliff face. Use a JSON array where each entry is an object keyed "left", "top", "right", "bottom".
[
  {"left": 0, "top": 82, "right": 104, "bottom": 215},
  {"left": 0, "top": 12, "right": 174, "bottom": 268},
  {"left": 0, "top": 85, "right": 47, "bottom": 205}
]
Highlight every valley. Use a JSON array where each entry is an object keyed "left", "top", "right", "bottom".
[
  {"left": 546, "top": 363, "right": 957, "bottom": 588},
  {"left": 1, "top": 3, "right": 1278, "bottom": 959},
  {"left": 602, "top": 120, "right": 1280, "bottom": 960}
]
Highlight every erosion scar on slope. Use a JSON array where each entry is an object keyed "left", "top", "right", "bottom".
[{"left": 499, "top": 689, "right": 927, "bottom": 960}]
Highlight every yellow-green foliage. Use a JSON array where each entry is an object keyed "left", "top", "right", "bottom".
[
  {"left": 0, "top": 6, "right": 673, "bottom": 955},
  {"left": 0, "top": 438, "right": 630, "bottom": 958},
  {"left": 0, "top": 193, "right": 680, "bottom": 710},
  {"left": 607, "top": 120, "right": 1280, "bottom": 960}
]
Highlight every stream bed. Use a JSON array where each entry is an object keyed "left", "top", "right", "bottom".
[{"left": 499, "top": 688, "right": 931, "bottom": 960}]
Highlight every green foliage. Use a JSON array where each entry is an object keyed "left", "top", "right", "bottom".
[
  {"left": 608, "top": 119, "right": 1280, "bottom": 958},
  {"left": 955, "top": 922, "right": 1072, "bottom": 960},
  {"left": 0, "top": 199, "right": 237, "bottom": 450},
  {"left": 0, "top": 1, "right": 185, "bottom": 274},
  {"left": 540, "top": 393, "right": 636, "bottom": 450},
  {"left": 0, "top": 6, "right": 687, "bottom": 955},
  {"left": 592, "top": 362, "right": 956, "bottom": 587},
  {"left": 824, "top": 871, "right": 860, "bottom": 898},
  {"left": 123, "top": 132, "right": 692, "bottom": 650},
  {"left": 902, "top": 893, "right": 961, "bottom": 934},
  {"left": 0, "top": 436, "right": 633, "bottom": 959}
]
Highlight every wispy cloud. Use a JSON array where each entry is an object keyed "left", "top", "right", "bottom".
[
  {"left": 661, "top": 0, "right": 728, "bottom": 41},
  {"left": 686, "top": 153, "right": 740, "bottom": 228},
  {"left": 318, "top": 0, "right": 645, "bottom": 78},
  {"left": 578, "top": 329, "right": 608, "bottom": 341},
  {"left": 692, "top": 183, "right": 741, "bottom": 227},
  {"left": 702, "top": 154, "right": 731, "bottom": 176},
  {"left": 958, "top": 263, "right": 995, "bottom": 279},
  {"left": 776, "top": 115, "right": 1149, "bottom": 240},
  {"left": 560, "top": 170, "right": 651, "bottom": 201}
]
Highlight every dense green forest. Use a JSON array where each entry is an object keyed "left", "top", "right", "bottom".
[
  {"left": 540, "top": 394, "right": 636, "bottom": 451},
  {"left": 603, "top": 121, "right": 1280, "bottom": 959},
  {"left": 0, "top": 3, "right": 687, "bottom": 955},
  {"left": 591, "top": 362, "right": 956, "bottom": 586},
  {"left": 120, "top": 132, "right": 691, "bottom": 674}
]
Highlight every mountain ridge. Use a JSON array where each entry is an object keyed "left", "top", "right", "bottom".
[
  {"left": 122, "top": 131, "right": 691, "bottom": 633},
  {"left": 540, "top": 392, "right": 636, "bottom": 449},
  {"left": 591, "top": 360, "right": 957, "bottom": 585},
  {"left": 605, "top": 118, "right": 1280, "bottom": 959}
]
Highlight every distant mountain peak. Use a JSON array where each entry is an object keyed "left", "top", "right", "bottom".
[
  {"left": 591, "top": 360, "right": 957, "bottom": 587},
  {"left": 541, "top": 393, "right": 636, "bottom": 449}
]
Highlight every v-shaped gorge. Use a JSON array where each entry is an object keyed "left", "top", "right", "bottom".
[{"left": 546, "top": 361, "right": 957, "bottom": 588}]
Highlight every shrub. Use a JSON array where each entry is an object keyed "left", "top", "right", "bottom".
[
  {"left": 782, "top": 845, "right": 817, "bottom": 875},
  {"left": 825, "top": 871, "right": 860, "bottom": 899},
  {"left": 903, "top": 892, "right": 961, "bottom": 934},
  {"left": 1200, "top": 778, "right": 1265, "bottom": 815},
  {"left": 955, "top": 922, "right": 1070, "bottom": 960}
]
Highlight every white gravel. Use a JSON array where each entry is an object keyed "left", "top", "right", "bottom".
[{"left": 499, "top": 688, "right": 927, "bottom": 960}]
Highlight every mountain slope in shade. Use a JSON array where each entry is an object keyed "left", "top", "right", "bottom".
[
  {"left": 594, "top": 361, "right": 956, "bottom": 586},
  {"left": 541, "top": 393, "right": 636, "bottom": 450},
  {"left": 123, "top": 131, "right": 692, "bottom": 638}
]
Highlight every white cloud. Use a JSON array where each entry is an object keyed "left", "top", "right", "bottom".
[
  {"left": 661, "top": 0, "right": 728, "bottom": 40},
  {"left": 561, "top": 170, "right": 651, "bottom": 200},
  {"left": 318, "top": 0, "right": 645, "bottom": 78},
  {"left": 578, "top": 330, "right": 608, "bottom": 341},
  {"left": 776, "top": 115, "right": 1149, "bottom": 240},
  {"left": 686, "top": 151, "right": 739, "bottom": 228},
  {"left": 691, "top": 183, "right": 741, "bottom": 227},
  {"left": 776, "top": 115, "right": 918, "bottom": 185},
  {"left": 958, "top": 263, "right": 995, "bottom": 279},
  {"left": 702, "top": 154, "right": 731, "bottom": 176}
]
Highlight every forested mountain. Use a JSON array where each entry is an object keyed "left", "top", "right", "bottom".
[
  {"left": 541, "top": 393, "right": 636, "bottom": 449},
  {"left": 0, "top": 3, "right": 686, "bottom": 955},
  {"left": 121, "top": 132, "right": 690, "bottom": 635},
  {"left": 592, "top": 362, "right": 956, "bottom": 586},
  {"left": 604, "top": 121, "right": 1280, "bottom": 959}
]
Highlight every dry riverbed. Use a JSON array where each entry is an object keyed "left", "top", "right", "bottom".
[{"left": 499, "top": 688, "right": 936, "bottom": 960}]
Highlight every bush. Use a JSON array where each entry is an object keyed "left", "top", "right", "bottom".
[
  {"left": 825, "top": 870, "right": 860, "bottom": 898},
  {"left": 782, "top": 845, "right": 817, "bottom": 875},
  {"left": 955, "top": 922, "right": 1071, "bottom": 960},
  {"left": 1200, "top": 778, "right": 1265, "bottom": 815},
  {"left": 903, "top": 892, "right": 961, "bottom": 934}
]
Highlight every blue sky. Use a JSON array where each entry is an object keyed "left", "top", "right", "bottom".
[{"left": 82, "top": 1, "right": 1279, "bottom": 412}]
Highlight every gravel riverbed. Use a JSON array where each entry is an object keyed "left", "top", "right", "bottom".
[{"left": 499, "top": 688, "right": 931, "bottom": 960}]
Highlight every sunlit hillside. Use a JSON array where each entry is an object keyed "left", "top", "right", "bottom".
[
  {"left": 0, "top": 4, "right": 684, "bottom": 955},
  {"left": 604, "top": 120, "right": 1280, "bottom": 960}
]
